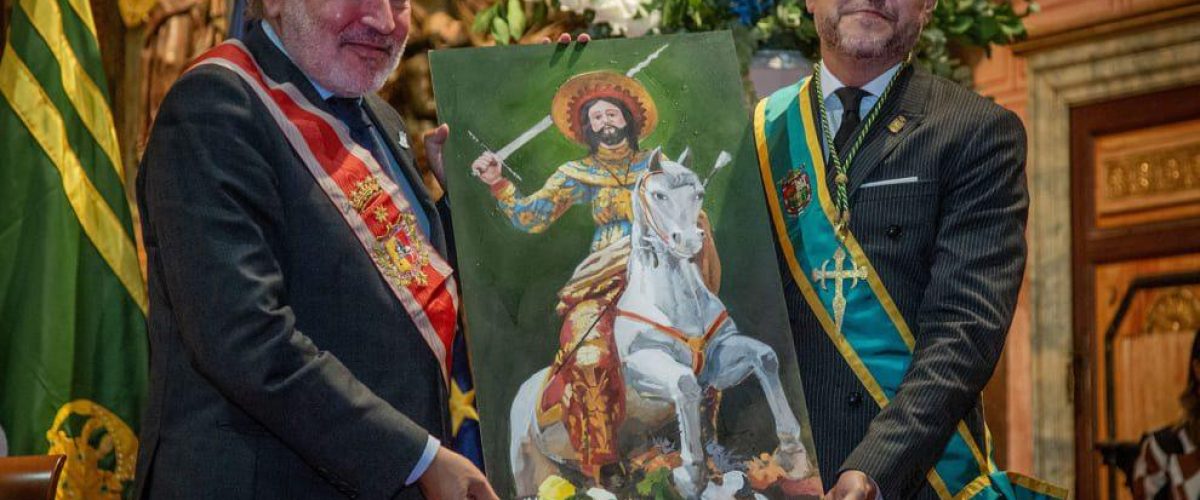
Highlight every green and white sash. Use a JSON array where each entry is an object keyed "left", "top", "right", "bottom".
[{"left": 753, "top": 77, "right": 1066, "bottom": 500}]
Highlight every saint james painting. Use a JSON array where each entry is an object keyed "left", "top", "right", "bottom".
[{"left": 430, "top": 32, "right": 822, "bottom": 499}]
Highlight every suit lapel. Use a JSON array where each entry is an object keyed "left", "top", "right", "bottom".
[
  {"left": 846, "top": 66, "right": 928, "bottom": 198},
  {"left": 363, "top": 97, "right": 449, "bottom": 256}
]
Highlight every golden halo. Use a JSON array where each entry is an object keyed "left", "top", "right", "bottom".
[{"left": 550, "top": 71, "right": 658, "bottom": 145}]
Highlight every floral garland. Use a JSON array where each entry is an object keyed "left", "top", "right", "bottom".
[{"left": 473, "top": 0, "right": 1036, "bottom": 84}]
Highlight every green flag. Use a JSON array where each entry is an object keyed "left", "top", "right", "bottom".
[{"left": 0, "top": 0, "right": 148, "bottom": 497}]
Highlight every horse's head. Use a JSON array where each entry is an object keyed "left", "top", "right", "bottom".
[{"left": 633, "top": 147, "right": 706, "bottom": 260}]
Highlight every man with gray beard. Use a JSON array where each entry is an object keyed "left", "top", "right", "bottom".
[
  {"left": 132, "top": 0, "right": 497, "bottom": 497},
  {"left": 753, "top": 0, "right": 1062, "bottom": 498}
]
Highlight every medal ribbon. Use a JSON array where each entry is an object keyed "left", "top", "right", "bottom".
[{"left": 813, "top": 62, "right": 905, "bottom": 236}]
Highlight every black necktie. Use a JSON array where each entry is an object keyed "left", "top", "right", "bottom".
[
  {"left": 325, "top": 96, "right": 397, "bottom": 180},
  {"left": 833, "top": 86, "right": 867, "bottom": 154}
]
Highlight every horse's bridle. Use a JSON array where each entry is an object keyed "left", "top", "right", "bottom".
[{"left": 635, "top": 171, "right": 675, "bottom": 249}]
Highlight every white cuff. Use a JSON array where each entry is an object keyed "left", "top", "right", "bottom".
[{"left": 403, "top": 436, "right": 441, "bottom": 485}]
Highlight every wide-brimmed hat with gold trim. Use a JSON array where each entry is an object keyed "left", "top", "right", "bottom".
[{"left": 551, "top": 71, "right": 658, "bottom": 145}]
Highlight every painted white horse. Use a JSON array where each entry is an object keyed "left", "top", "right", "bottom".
[{"left": 508, "top": 149, "right": 810, "bottom": 499}]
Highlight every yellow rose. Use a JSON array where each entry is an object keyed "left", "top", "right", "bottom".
[{"left": 537, "top": 475, "right": 577, "bottom": 500}]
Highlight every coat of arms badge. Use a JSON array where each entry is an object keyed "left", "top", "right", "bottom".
[{"left": 780, "top": 168, "right": 812, "bottom": 216}]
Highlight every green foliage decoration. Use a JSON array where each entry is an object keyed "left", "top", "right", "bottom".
[
  {"left": 471, "top": 0, "right": 1036, "bottom": 85},
  {"left": 636, "top": 467, "right": 685, "bottom": 500}
]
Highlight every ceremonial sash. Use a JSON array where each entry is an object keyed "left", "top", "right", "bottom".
[
  {"left": 186, "top": 41, "right": 458, "bottom": 383},
  {"left": 753, "top": 78, "right": 1066, "bottom": 500}
]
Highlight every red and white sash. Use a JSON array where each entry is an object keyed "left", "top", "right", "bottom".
[{"left": 186, "top": 41, "right": 457, "bottom": 382}]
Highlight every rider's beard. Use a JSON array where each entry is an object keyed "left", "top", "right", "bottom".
[{"left": 598, "top": 125, "right": 626, "bottom": 146}]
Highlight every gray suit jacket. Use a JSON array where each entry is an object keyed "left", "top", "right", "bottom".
[
  {"left": 779, "top": 66, "right": 1028, "bottom": 498},
  {"left": 133, "top": 24, "right": 451, "bottom": 500}
]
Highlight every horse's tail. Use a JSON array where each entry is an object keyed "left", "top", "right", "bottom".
[{"left": 509, "top": 367, "right": 550, "bottom": 495}]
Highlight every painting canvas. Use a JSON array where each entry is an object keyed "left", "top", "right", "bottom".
[{"left": 430, "top": 32, "right": 822, "bottom": 499}]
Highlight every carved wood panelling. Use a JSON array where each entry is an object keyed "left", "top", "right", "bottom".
[{"left": 1093, "top": 119, "right": 1200, "bottom": 228}]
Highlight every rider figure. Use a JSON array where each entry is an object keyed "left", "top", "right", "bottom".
[{"left": 471, "top": 71, "right": 720, "bottom": 479}]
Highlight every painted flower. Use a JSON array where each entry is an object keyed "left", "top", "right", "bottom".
[
  {"left": 558, "top": 0, "right": 661, "bottom": 36},
  {"left": 537, "top": 475, "right": 577, "bottom": 500},
  {"left": 630, "top": 445, "right": 682, "bottom": 473},
  {"left": 585, "top": 487, "right": 618, "bottom": 500},
  {"left": 745, "top": 452, "right": 786, "bottom": 490}
]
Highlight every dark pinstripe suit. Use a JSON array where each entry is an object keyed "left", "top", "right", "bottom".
[{"left": 778, "top": 65, "right": 1029, "bottom": 498}]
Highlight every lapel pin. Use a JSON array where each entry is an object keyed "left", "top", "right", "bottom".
[
  {"left": 397, "top": 133, "right": 410, "bottom": 150},
  {"left": 888, "top": 115, "right": 907, "bottom": 134}
]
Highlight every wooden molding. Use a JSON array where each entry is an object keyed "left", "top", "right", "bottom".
[
  {"left": 1013, "top": 3, "right": 1200, "bottom": 55},
  {"left": 1093, "top": 119, "right": 1200, "bottom": 229}
]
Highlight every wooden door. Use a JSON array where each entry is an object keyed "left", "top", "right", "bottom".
[{"left": 1072, "top": 83, "right": 1200, "bottom": 500}]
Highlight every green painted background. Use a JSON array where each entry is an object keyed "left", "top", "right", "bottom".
[{"left": 430, "top": 31, "right": 817, "bottom": 497}]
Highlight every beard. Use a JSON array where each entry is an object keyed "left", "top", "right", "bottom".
[
  {"left": 597, "top": 125, "right": 626, "bottom": 146},
  {"left": 278, "top": 7, "right": 405, "bottom": 96},
  {"left": 816, "top": 0, "right": 922, "bottom": 61}
]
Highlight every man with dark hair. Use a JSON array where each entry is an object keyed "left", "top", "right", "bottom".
[
  {"left": 753, "top": 0, "right": 1064, "bottom": 498},
  {"left": 133, "top": 0, "right": 497, "bottom": 497},
  {"left": 580, "top": 97, "right": 641, "bottom": 153}
]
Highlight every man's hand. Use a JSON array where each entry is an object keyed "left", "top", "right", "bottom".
[
  {"left": 825, "top": 470, "right": 879, "bottom": 500},
  {"left": 417, "top": 447, "right": 498, "bottom": 499},
  {"left": 470, "top": 151, "right": 505, "bottom": 186},
  {"left": 540, "top": 33, "right": 591, "bottom": 44},
  {"left": 422, "top": 123, "right": 449, "bottom": 187}
]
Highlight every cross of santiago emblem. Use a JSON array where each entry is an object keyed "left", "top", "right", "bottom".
[{"left": 780, "top": 169, "right": 812, "bottom": 216}]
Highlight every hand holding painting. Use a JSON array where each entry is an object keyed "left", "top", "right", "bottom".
[
  {"left": 422, "top": 124, "right": 450, "bottom": 186},
  {"left": 417, "top": 446, "right": 500, "bottom": 500}
]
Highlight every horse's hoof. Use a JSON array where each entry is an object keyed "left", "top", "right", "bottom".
[
  {"left": 700, "top": 471, "right": 755, "bottom": 500},
  {"left": 773, "top": 438, "right": 812, "bottom": 479},
  {"left": 673, "top": 464, "right": 706, "bottom": 500}
]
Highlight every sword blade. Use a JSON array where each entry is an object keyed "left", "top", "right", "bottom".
[
  {"left": 496, "top": 116, "right": 553, "bottom": 160},
  {"left": 624, "top": 43, "right": 670, "bottom": 78}
]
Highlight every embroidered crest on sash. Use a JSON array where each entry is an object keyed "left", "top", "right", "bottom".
[
  {"left": 373, "top": 212, "right": 431, "bottom": 287},
  {"left": 779, "top": 169, "right": 812, "bottom": 216},
  {"left": 350, "top": 177, "right": 382, "bottom": 212}
]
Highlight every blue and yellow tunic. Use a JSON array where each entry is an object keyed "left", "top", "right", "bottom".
[{"left": 490, "top": 145, "right": 655, "bottom": 251}]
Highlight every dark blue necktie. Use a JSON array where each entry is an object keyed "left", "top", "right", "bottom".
[
  {"left": 325, "top": 96, "right": 431, "bottom": 236},
  {"left": 833, "top": 86, "right": 867, "bottom": 154},
  {"left": 326, "top": 96, "right": 400, "bottom": 181}
]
